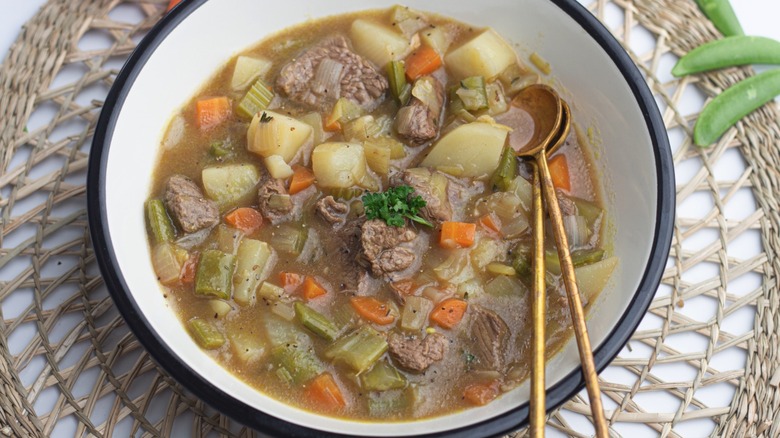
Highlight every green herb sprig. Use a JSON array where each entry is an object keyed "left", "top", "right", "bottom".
[{"left": 362, "top": 185, "right": 433, "bottom": 228}]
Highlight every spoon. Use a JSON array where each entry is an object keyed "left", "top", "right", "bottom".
[{"left": 512, "top": 85, "right": 607, "bottom": 437}]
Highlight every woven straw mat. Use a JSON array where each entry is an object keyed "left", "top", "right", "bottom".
[{"left": 1, "top": 0, "right": 778, "bottom": 436}]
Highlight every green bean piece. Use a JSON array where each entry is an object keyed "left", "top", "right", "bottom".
[
  {"left": 146, "top": 199, "right": 175, "bottom": 244},
  {"left": 294, "top": 302, "right": 340, "bottom": 341},
  {"left": 387, "top": 60, "right": 411, "bottom": 106},
  {"left": 694, "top": 69, "right": 780, "bottom": 147},
  {"left": 271, "top": 343, "right": 325, "bottom": 385},
  {"left": 325, "top": 325, "right": 388, "bottom": 373},
  {"left": 673, "top": 36, "right": 780, "bottom": 77},
  {"left": 695, "top": 0, "right": 743, "bottom": 37},
  {"left": 361, "top": 360, "right": 407, "bottom": 391},
  {"left": 491, "top": 145, "right": 518, "bottom": 191},
  {"left": 188, "top": 318, "right": 225, "bottom": 349},
  {"left": 194, "top": 249, "right": 235, "bottom": 299}
]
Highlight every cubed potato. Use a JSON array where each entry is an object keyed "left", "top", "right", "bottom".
[
  {"left": 231, "top": 56, "right": 272, "bottom": 91},
  {"left": 312, "top": 142, "right": 369, "bottom": 188},
  {"left": 247, "top": 110, "right": 313, "bottom": 162},
  {"left": 444, "top": 29, "right": 517, "bottom": 79},
  {"left": 264, "top": 155, "right": 294, "bottom": 179},
  {"left": 420, "top": 120, "right": 509, "bottom": 178},
  {"left": 350, "top": 19, "right": 412, "bottom": 67},
  {"left": 202, "top": 163, "right": 261, "bottom": 207}
]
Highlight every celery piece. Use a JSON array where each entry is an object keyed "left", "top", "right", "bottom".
[
  {"left": 344, "top": 115, "right": 382, "bottom": 142},
  {"left": 194, "top": 249, "right": 235, "bottom": 300},
  {"left": 325, "top": 325, "right": 388, "bottom": 373},
  {"left": 387, "top": 61, "right": 411, "bottom": 106},
  {"left": 484, "top": 274, "right": 525, "bottom": 297},
  {"left": 486, "top": 82, "right": 508, "bottom": 115},
  {"left": 327, "top": 97, "right": 363, "bottom": 127},
  {"left": 237, "top": 77, "right": 274, "bottom": 119},
  {"left": 208, "top": 300, "right": 232, "bottom": 318},
  {"left": 361, "top": 360, "right": 407, "bottom": 391},
  {"left": 271, "top": 343, "right": 325, "bottom": 385},
  {"left": 487, "top": 262, "right": 517, "bottom": 276},
  {"left": 188, "top": 318, "right": 225, "bottom": 349},
  {"left": 270, "top": 225, "right": 307, "bottom": 256},
  {"left": 268, "top": 193, "right": 293, "bottom": 211},
  {"left": 400, "top": 296, "right": 434, "bottom": 332},
  {"left": 270, "top": 301, "right": 296, "bottom": 321},
  {"left": 294, "top": 302, "right": 340, "bottom": 342},
  {"left": 571, "top": 196, "right": 604, "bottom": 228},
  {"left": 257, "top": 281, "right": 285, "bottom": 301},
  {"left": 368, "top": 390, "right": 409, "bottom": 417},
  {"left": 276, "top": 367, "right": 294, "bottom": 386},
  {"left": 545, "top": 249, "right": 562, "bottom": 275},
  {"left": 146, "top": 199, "right": 175, "bottom": 244},
  {"left": 233, "top": 238, "right": 274, "bottom": 306},
  {"left": 572, "top": 248, "right": 606, "bottom": 267},
  {"left": 491, "top": 145, "right": 518, "bottom": 192},
  {"left": 456, "top": 76, "right": 488, "bottom": 111},
  {"left": 364, "top": 136, "right": 405, "bottom": 159},
  {"left": 213, "top": 224, "right": 243, "bottom": 255}
]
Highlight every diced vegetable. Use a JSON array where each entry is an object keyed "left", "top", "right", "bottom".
[
  {"left": 350, "top": 296, "right": 395, "bottom": 325},
  {"left": 361, "top": 360, "right": 407, "bottom": 391},
  {"left": 295, "top": 302, "right": 339, "bottom": 341},
  {"left": 572, "top": 196, "right": 604, "bottom": 227},
  {"left": 350, "top": 19, "right": 412, "bottom": 67},
  {"left": 209, "top": 141, "right": 232, "bottom": 159},
  {"left": 325, "top": 325, "right": 388, "bottom": 373},
  {"left": 420, "top": 120, "right": 509, "bottom": 178},
  {"left": 470, "top": 237, "right": 503, "bottom": 269},
  {"left": 265, "top": 155, "right": 295, "bottom": 179},
  {"left": 574, "top": 256, "right": 618, "bottom": 303},
  {"left": 237, "top": 77, "right": 274, "bottom": 120},
  {"left": 270, "top": 301, "right": 296, "bottom": 321},
  {"left": 202, "top": 163, "right": 261, "bottom": 208},
  {"left": 484, "top": 274, "right": 524, "bottom": 297},
  {"left": 213, "top": 224, "right": 243, "bottom": 254},
  {"left": 391, "top": 279, "right": 416, "bottom": 298},
  {"left": 434, "top": 249, "right": 475, "bottom": 283},
  {"left": 233, "top": 238, "right": 274, "bottom": 306},
  {"left": 445, "top": 29, "right": 517, "bottom": 79},
  {"left": 430, "top": 298, "right": 467, "bottom": 329},
  {"left": 195, "top": 96, "right": 231, "bottom": 131},
  {"left": 247, "top": 110, "right": 313, "bottom": 162},
  {"left": 152, "top": 242, "right": 183, "bottom": 285},
  {"left": 421, "top": 25, "right": 453, "bottom": 56},
  {"left": 548, "top": 154, "right": 570, "bottom": 191},
  {"left": 562, "top": 215, "right": 590, "bottom": 248},
  {"left": 400, "top": 295, "right": 434, "bottom": 331},
  {"left": 421, "top": 286, "right": 451, "bottom": 305},
  {"left": 440, "top": 222, "right": 476, "bottom": 248},
  {"left": 392, "top": 5, "right": 428, "bottom": 37},
  {"left": 344, "top": 115, "right": 383, "bottom": 142},
  {"left": 511, "top": 241, "right": 532, "bottom": 278},
  {"left": 146, "top": 199, "right": 175, "bottom": 243},
  {"left": 188, "top": 318, "right": 225, "bottom": 349},
  {"left": 270, "top": 225, "right": 307, "bottom": 256},
  {"left": 463, "top": 380, "right": 500, "bottom": 406},
  {"left": 530, "top": 52, "right": 551, "bottom": 75},
  {"left": 302, "top": 276, "right": 327, "bottom": 300},
  {"left": 268, "top": 193, "right": 293, "bottom": 211},
  {"left": 457, "top": 278, "right": 483, "bottom": 299},
  {"left": 507, "top": 176, "right": 533, "bottom": 214},
  {"left": 491, "top": 145, "right": 517, "bottom": 191},
  {"left": 166, "top": 0, "right": 181, "bottom": 11},
  {"left": 263, "top": 315, "right": 306, "bottom": 347},
  {"left": 456, "top": 76, "right": 488, "bottom": 111},
  {"left": 501, "top": 214, "right": 529, "bottom": 238},
  {"left": 224, "top": 208, "right": 263, "bottom": 234},
  {"left": 194, "top": 249, "right": 235, "bottom": 300},
  {"left": 306, "top": 373, "right": 347, "bottom": 409},
  {"left": 257, "top": 281, "right": 286, "bottom": 301},
  {"left": 231, "top": 56, "right": 272, "bottom": 91},
  {"left": 299, "top": 112, "right": 327, "bottom": 146},
  {"left": 486, "top": 262, "right": 516, "bottom": 276},
  {"left": 312, "top": 142, "right": 370, "bottom": 189},
  {"left": 326, "top": 98, "right": 363, "bottom": 129},
  {"left": 486, "top": 82, "right": 508, "bottom": 115},
  {"left": 366, "top": 136, "right": 405, "bottom": 159},
  {"left": 271, "top": 343, "right": 325, "bottom": 385},
  {"left": 405, "top": 45, "right": 442, "bottom": 81},
  {"left": 289, "top": 166, "right": 316, "bottom": 195},
  {"left": 363, "top": 140, "right": 392, "bottom": 175},
  {"left": 208, "top": 300, "right": 232, "bottom": 318},
  {"left": 478, "top": 214, "right": 501, "bottom": 234},
  {"left": 228, "top": 329, "right": 266, "bottom": 363},
  {"left": 279, "top": 272, "right": 304, "bottom": 290},
  {"left": 571, "top": 248, "right": 606, "bottom": 267},
  {"left": 387, "top": 61, "right": 411, "bottom": 106},
  {"left": 179, "top": 252, "right": 199, "bottom": 285}
]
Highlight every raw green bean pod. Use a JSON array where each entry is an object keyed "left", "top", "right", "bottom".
[
  {"left": 695, "top": 0, "right": 743, "bottom": 37},
  {"left": 673, "top": 36, "right": 780, "bottom": 77},
  {"left": 694, "top": 69, "right": 780, "bottom": 147}
]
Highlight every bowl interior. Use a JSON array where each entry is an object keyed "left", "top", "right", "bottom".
[{"left": 99, "top": 0, "right": 663, "bottom": 435}]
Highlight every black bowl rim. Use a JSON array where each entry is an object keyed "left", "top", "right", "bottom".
[{"left": 87, "top": 0, "right": 674, "bottom": 436}]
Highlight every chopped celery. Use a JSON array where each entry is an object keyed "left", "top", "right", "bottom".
[
  {"left": 270, "top": 225, "right": 307, "bottom": 256},
  {"left": 571, "top": 196, "right": 605, "bottom": 227},
  {"left": 271, "top": 301, "right": 296, "bottom": 321},
  {"left": 365, "top": 136, "right": 405, "bottom": 159},
  {"left": 276, "top": 367, "right": 294, "bottom": 386},
  {"left": 486, "top": 82, "right": 508, "bottom": 115},
  {"left": 208, "top": 300, "right": 232, "bottom": 318},
  {"left": 146, "top": 199, "right": 175, "bottom": 243},
  {"left": 545, "top": 249, "right": 561, "bottom": 275},
  {"left": 344, "top": 115, "right": 382, "bottom": 142},
  {"left": 294, "top": 302, "right": 340, "bottom": 342},
  {"left": 188, "top": 318, "right": 225, "bottom": 349},
  {"left": 271, "top": 343, "right": 325, "bottom": 385},
  {"left": 327, "top": 97, "right": 363, "bottom": 127},
  {"left": 487, "top": 262, "right": 516, "bottom": 276},
  {"left": 325, "top": 325, "right": 388, "bottom": 373},
  {"left": 194, "top": 249, "right": 235, "bottom": 299},
  {"left": 257, "top": 281, "right": 285, "bottom": 301},
  {"left": 361, "top": 360, "right": 407, "bottom": 391},
  {"left": 456, "top": 76, "right": 488, "bottom": 111},
  {"left": 332, "top": 302, "right": 355, "bottom": 328},
  {"left": 368, "top": 390, "right": 409, "bottom": 417},
  {"left": 237, "top": 77, "right": 274, "bottom": 119},
  {"left": 213, "top": 224, "right": 243, "bottom": 254},
  {"left": 491, "top": 146, "right": 517, "bottom": 191},
  {"left": 572, "top": 248, "right": 606, "bottom": 267},
  {"left": 392, "top": 5, "right": 428, "bottom": 37},
  {"left": 268, "top": 193, "right": 293, "bottom": 211},
  {"left": 484, "top": 274, "right": 525, "bottom": 297},
  {"left": 400, "top": 296, "right": 434, "bottom": 331},
  {"left": 387, "top": 61, "right": 411, "bottom": 106},
  {"left": 151, "top": 242, "right": 183, "bottom": 285},
  {"left": 233, "top": 238, "right": 274, "bottom": 306}
]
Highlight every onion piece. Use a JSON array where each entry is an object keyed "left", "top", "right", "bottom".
[
  {"left": 561, "top": 215, "right": 590, "bottom": 248},
  {"left": 311, "top": 58, "right": 344, "bottom": 101}
]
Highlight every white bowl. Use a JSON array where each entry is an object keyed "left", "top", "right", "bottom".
[{"left": 88, "top": 0, "right": 674, "bottom": 436}]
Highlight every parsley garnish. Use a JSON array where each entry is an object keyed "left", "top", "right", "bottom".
[
  {"left": 259, "top": 112, "right": 274, "bottom": 123},
  {"left": 361, "top": 185, "right": 433, "bottom": 228}
]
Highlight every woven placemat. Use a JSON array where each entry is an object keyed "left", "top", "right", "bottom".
[{"left": 1, "top": 0, "right": 777, "bottom": 436}]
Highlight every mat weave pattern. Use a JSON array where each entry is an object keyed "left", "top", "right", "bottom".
[{"left": 0, "top": 0, "right": 777, "bottom": 436}]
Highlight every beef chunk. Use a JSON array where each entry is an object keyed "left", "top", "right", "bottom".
[
  {"left": 395, "top": 76, "right": 445, "bottom": 145},
  {"left": 315, "top": 195, "right": 348, "bottom": 226},
  {"left": 332, "top": 218, "right": 372, "bottom": 295},
  {"left": 400, "top": 169, "right": 452, "bottom": 224},
  {"left": 257, "top": 178, "right": 293, "bottom": 223},
  {"left": 388, "top": 332, "right": 448, "bottom": 372},
  {"left": 276, "top": 37, "right": 388, "bottom": 111},
  {"left": 164, "top": 174, "right": 219, "bottom": 233},
  {"left": 360, "top": 219, "right": 417, "bottom": 277},
  {"left": 470, "top": 306, "right": 510, "bottom": 371}
]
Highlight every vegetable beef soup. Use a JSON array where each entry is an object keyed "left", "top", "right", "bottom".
[{"left": 145, "top": 6, "right": 616, "bottom": 420}]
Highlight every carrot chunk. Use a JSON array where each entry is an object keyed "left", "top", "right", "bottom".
[
  {"left": 463, "top": 380, "right": 500, "bottom": 406},
  {"left": 430, "top": 298, "right": 467, "bottom": 329},
  {"left": 279, "top": 272, "right": 304, "bottom": 290},
  {"left": 305, "top": 373, "right": 347, "bottom": 409},
  {"left": 166, "top": 0, "right": 182, "bottom": 11},
  {"left": 439, "top": 222, "right": 477, "bottom": 249},
  {"left": 289, "top": 166, "right": 316, "bottom": 195},
  {"left": 224, "top": 208, "right": 263, "bottom": 234},
  {"left": 195, "top": 96, "right": 231, "bottom": 130},
  {"left": 350, "top": 296, "right": 395, "bottom": 325},
  {"left": 180, "top": 252, "right": 199, "bottom": 285},
  {"left": 405, "top": 45, "right": 442, "bottom": 81},
  {"left": 548, "top": 154, "right": 571, "bottom": 191},
  {"left": 302, "top": 276, "right": 327, "bottom": 300},
  {"left": 478, "top": 214, "right": 501, "bottom": 234}
]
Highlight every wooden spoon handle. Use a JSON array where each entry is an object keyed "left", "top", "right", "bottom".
[
  {"left": 530, "top": 162, "right": 546, "bottom": 437},
  {"left": 537, "top": 155, "right": 608, "bottom": 438}
]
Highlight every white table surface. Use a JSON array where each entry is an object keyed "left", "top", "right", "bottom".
[{"left": 1, "top": 0, "right": 779, "bottom": 437}]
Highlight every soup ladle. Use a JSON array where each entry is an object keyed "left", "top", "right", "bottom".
[{"left": 511, "top": 85, "right": 607, "bottom": 437}]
